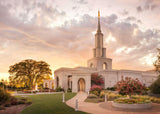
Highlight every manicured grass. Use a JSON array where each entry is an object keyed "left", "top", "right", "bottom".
[{"left": 20, "top": 93, "right": 87, "bottom": 114}]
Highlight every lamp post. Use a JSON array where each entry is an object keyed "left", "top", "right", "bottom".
[
  {"left": 105, "top": 94, "right": 107, "bottom": 102},
  {"left": 75, "top": 98, "right": 78, "bottom": 111},
  {"left": 63, "top": 92, "right": 65, "bottom": 103}
]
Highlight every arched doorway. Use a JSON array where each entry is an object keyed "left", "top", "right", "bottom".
[{"left": 78, "top": 78, "right": 85, "bottom": 92}]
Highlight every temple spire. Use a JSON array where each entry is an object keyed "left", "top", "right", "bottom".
[{"left": 97, "top": 10, "right": 101, "bottom": 33}]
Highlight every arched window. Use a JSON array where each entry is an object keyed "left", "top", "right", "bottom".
[
  {"left": 103, "top": 62, "right": 107, "bottom": 70},
  {"left": 56, "top": 76, "right": 59, "bottom": 87},
  {"left": 90, "top": 63, "right": 93, "bottom": 68},
  {"left": 68, "top": 75, "right": 72, "bottom": 89},
  {"left": 45, "top": 83, "right": 48, "bottom": 88}
]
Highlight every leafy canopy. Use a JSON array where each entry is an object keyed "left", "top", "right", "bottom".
[
  {"left": 150, "top": 49, "right": 160, "bottom": 94},
  {"left": 8, "top": 59, "right": 52, "bottom": 90}
]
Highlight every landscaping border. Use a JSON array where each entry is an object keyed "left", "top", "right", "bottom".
[{"left": 112, "top": 101, "right": 152, "bottom": 109}]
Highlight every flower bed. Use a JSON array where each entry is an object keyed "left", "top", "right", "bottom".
[
  {"left": 112, "top": 98, "right": 152, "bottom": 109},
  {"left": 114, "top": 98, "right": 151, "bottom": 104},
  {"left": 112, "top": 101, "right": 152, "bottom": 109},
  {"left": 90, "top": 85, "right": 103, "bottom": 96}
]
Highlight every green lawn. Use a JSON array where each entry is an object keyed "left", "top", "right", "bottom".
[{"left": 20, "top": 93, "right": 87, "bottom": 114}]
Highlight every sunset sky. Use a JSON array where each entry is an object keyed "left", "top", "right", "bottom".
[{"left": 0, "top": 0, "right": 160, "bottom": 80}]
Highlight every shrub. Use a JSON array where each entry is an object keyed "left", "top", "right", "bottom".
[
  {"left": 150, "top": 97, "right": 160, "bottom": 103},
  {"left": 0, "top": 106, "right": 5, "bottom": 110},
  {"left": 115, "top": 76, "right": 146, "bottom": 97},
  {"left": 20, "top": 97, "right": 27, "bottom": 101},
  {"left": 0, "top": 88, "right": 11, "bottom": 103},
  {"left": 26, "top": 100, "right": 32, "bottom": 105},
  {"left": 106, "top": 87, "right": 116, "bottom": 91},
  {"left": 90, "top": 85, "right": 102, "bottom": 92},
  {"left": 150, "top": 77, "right": 160, "bottom": 94},
  {"left": 90, "top": 85, "right": 103, "bottom": 96},
  {"left": 10, "top": 96, "right": 17, "bottom": 102},
  {"left": 55, "top": 86, "right": 64, "bottom": 92},
  {"left": 23, "top": 90, "right": 37, "bottom": 94},
  {"left": 67, "top": 88, "right": 72, "bottom": 93},
  {"left": 91, "top": 73, "right": 104, "bottom": 86},
  {"left": 11, "top": 100, "right": 19, "bottom": 105},
  {"left": 87, "top": 94, "right": 98, "bottom": 99},
  {"left": 18, "top": 100, "right": 25, "bottom": 104},
  {"left": 91, "top": 91, "right": 100, "bottom": 96},
  {"left": 4, "top": 102, "right": 11, "bottom": 107},
  {"left": 100, "top": 91, "right": 123, "bottom": 100}
]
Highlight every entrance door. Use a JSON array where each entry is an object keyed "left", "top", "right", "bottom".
[{"left": 78, "top": 78, "right": 85, "bottom": 92}]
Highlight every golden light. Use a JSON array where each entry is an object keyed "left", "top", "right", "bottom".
[
  {"left": 92, "top": 31, "right": 96, "bottom": 35},
  {"left": 139, "top": 53, "right": 157, "bottom": 65},
  {"left": 0, "top": 73, "right": 10, "bottom": 81},
  {"left": 133, "top": 28, "right": 138, "bottom": 36},
  {"left": 106, "top": 33, "right": 116, "bottom": 43}
]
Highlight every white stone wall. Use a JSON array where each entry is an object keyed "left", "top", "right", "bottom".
[
  {"left": 100, "top": 71, "right": 118, "bottom": 88},
  {"left": 99, "top": 70, "right": 157, "bottom": 88},
  {"left": 54, "top": 67, "right": 158, "bottom": 92},
  {"left": 54, "top": 70, "right": 92, "bottom": 92}
]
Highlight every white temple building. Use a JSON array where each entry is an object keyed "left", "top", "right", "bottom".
[{"left": 54, "top": 11, "right": 158, "bottom": 93}]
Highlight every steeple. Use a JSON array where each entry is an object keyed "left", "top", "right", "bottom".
[
  {"left": 87, "top": 11, "right": 112, "bottom": 71},
  {"left": 97, "top": 10, "right": 101, "bottom": 33},
  {"left": 93, "top": 10, "right": 106, "bottom": 58}
]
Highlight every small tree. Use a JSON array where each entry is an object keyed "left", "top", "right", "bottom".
[
  {"left": 115, "top": 76, "right": 146, "bottom": 98},
  {"left": 91, "top": 73, "right": 104, "bottom": 86}
]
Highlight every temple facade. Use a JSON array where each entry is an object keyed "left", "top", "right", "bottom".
[{"left": 54, "top": 11, "right": 158, "bottom": 93}]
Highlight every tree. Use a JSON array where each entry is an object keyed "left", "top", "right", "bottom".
[
  {"left": 150, "top": 49, "right": 160, "bottom": 94},
  {"left": 154, "top": 48, "right": 160, "bottom": 74},
  {"left": 8, "top": 59, "right": 52, "bottom": 90},
  {"left": 115, "top": 76, "right": 146, "bottom": 98}
]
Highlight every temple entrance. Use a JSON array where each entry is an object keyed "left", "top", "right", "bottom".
[{"left": 78, "top": 78, "right": 85, "bottom": 92}]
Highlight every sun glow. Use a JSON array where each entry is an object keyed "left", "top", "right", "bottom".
[
  {"left": 0, "top": 73, "right": 10, "bottom": 81},
  {"left": 139, "top": 53, "right": 157, "bottom": 65},
  {"left": 92, "top": 31, "right": 96, "bottom": 35},
  {"left": 133, "top": 28, "right": 138, "bottom": 36},
  {"left": 106, "top": 33, "right": 116, "bottom": 43}
]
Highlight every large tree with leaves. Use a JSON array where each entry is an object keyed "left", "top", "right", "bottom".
[
  {"left": 154, "top": 48, "right": 160, "bottom": 74},
  {"left": 150, "top": 48, "right": 160, "bottom": 94},
  {"left": 8, "top": 59, "right": 52, "bottom": 90}
]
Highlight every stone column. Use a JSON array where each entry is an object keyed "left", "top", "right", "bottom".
[
  {"left": 72, "top": 75, "right": 78, "bottom": 93},
  {"left": 85, "top": 75, "right": 91, "bottom": 93}
]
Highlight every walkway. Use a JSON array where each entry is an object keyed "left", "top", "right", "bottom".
[{"left": 66, "top": 92, "right": 160, "bottom": 114}]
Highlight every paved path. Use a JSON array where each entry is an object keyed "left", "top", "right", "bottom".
[{"left": 66, "top": 92, "right": 160, "bottom": 114}]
